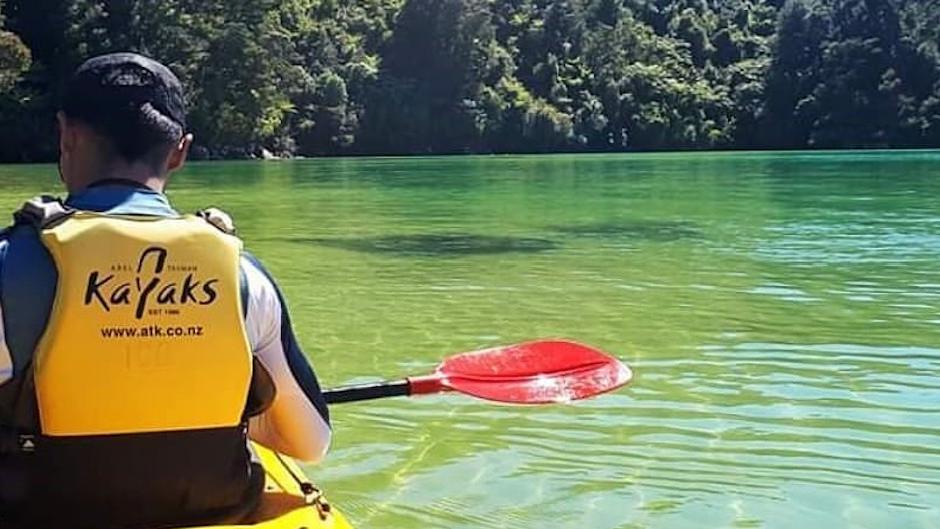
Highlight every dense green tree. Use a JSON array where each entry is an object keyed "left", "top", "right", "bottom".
[
  {"left": 185, "top": 2, "right": 299, "bottom": 153},
  {"left": 809, "top": 0, "right": 905, "bottom": 147},
  {"left": 0, "top": 0, "right": 938, "bottom": 161},
  {"left": 0, "top": 0, "right": 30, "bottom": 93},
  {"left": 358, "top": 0, "right": 509, "bottom": 153},
  {"left": 764, "top": 0, "right": 939, "bottom": 148},
  {"left": 899, "top": 0, "right": 940, "bottom": 146},
  {"left": 3, "top": 0, "right": 69, "bottom": 79},
  {"left": 277, "top": 0, "right": 405, "bottom": 155},
  {"left": 763, "top": 0, "right": 831, "bottom": 148},
  {"left": 0, "top": 0, "right": 37, "bottom": 162}
]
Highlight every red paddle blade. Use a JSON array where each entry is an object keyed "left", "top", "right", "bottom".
[{"left": 413, "top": 340, "right": 632, "bottom": 404}]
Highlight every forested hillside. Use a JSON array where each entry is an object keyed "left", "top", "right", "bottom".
[{"left": 1, "top": 0, "right": 938, "bottom": 160}]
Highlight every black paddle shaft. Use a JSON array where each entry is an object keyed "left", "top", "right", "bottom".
[{"left": 324, "top": 379, "right": 411, "bottom": 404}]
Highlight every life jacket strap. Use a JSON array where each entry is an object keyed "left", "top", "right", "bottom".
[
  {"left": 13, "top": 196, "right": 73, "bottom": 230},
  {"left": 244, "top": 358, "right": 276, "bottom": 418},
  {"left": 15, "top": 197, "right": 237, "bottom": 234},
  {"left": 0, "top": 426, "right": 35, "bottom": 456}
]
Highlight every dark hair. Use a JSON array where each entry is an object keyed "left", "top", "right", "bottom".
[{"left": 68, "top": 101, "right": 183, "bottom": 168}]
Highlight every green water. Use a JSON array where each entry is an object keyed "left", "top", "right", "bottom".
[{"left": 2, "top": 151, "right": 939, "bottom": 529}]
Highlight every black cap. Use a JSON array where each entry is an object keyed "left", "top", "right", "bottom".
[{"left": 62, "top": 52, "right": 186, "bottom": 130}]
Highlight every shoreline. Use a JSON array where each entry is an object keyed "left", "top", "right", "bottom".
[{"left": 3, "top": 147, "right": 938, "bottom": 166}]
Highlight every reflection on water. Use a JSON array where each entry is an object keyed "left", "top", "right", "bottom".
[
  {"left": 550, "top": 220, "right": 705, "bottom": 242},
  {"left": 2, "top": 151, "right": 940, "bottom": 529},
  {"left": 274, "top": 234, "right": 561, "bottom": 257}
]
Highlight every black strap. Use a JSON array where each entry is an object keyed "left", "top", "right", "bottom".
[
  {"left": 0, "top": 364, "right": 40, "bottom": 455},
  {"left": 239, "top": 264, "right": 249, "bottom": 319},
  {"left": 244, "top": 359, "right": 276, "bottom": 418}
]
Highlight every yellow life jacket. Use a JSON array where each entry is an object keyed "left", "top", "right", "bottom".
[
  {"left": 32, "top": 207, "right": 252, "bottom": 436},
  {"left": 0, "top": 198, "right": 270, "bottom": 528}
]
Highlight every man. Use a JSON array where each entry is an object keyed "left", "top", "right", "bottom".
[{"left": 0, "top": 53, "right": 331, "bottom": 528}]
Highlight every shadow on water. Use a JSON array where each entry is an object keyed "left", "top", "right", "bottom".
[
  {"left": 266, "top": 220, "right": 704, "bottom": 258},
  {"left": 272, "top": 233, "right": 562, "bottom": 257},
  {"left": 549, "top": 220, "right": 705, "bottom": 242}
]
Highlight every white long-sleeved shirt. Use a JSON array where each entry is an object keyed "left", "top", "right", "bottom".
[{"left": 241, "top": 255, "right": 332, "bottom": 462}]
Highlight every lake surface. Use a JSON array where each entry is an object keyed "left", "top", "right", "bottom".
[{"left": 2, "top": 151, "right": 939, "bottom": 529}]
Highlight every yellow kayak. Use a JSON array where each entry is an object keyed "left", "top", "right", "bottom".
[{"left": 184, "top": 443, "right": 353, "bottom": 529}]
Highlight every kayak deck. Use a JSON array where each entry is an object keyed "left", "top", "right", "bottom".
[{"left": 184, "top": 443, "right": 353, "bottom": 529}]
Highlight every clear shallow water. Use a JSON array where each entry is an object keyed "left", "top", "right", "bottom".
[{"left": 2, "top": 151, "right": 939, "bottom": 529}]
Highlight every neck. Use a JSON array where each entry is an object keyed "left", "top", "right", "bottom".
[{"left": 70, "top": 163, "right": 167, "bottom": 193}]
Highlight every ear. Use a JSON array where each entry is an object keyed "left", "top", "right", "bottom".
[
  {"left": 57, "top": 112, "right": 76, "bottom": 157},
  {"left": 166, "top": 133, "right": 194, "bottom": 173}
]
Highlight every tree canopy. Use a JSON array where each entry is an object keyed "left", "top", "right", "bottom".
[{"left": 0, "top": 0, "right": 938, "bottom": 161}]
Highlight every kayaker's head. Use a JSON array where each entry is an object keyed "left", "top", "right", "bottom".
[{"left": 57, "top": 52, "right": 193, "bottom": 193}]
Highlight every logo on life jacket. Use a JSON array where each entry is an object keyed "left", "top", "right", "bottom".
[{"left": 84, "top": 246, "right": 220, "bottom": 319}]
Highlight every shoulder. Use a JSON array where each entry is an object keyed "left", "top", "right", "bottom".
[
  {"left": 0, "top": 223, "right": 48, "bottom": 270},
  {"left": 239, "top": 251, "right": 284, "bottom": 346},
  {"left": 240, "top": 251, "right": 280, "bottom": 294},
  {"left": 0, "top": 221, "right": 58, "bottom": 373},
  {"left": 0, "top": 221, "right": 57, "bottom": 289},
  {"left": 0, "top": 226, "right": 10, "bottom": 256},
  {"left": 0, "top": 193, "right": 71, "bottom": 259},
  {"left": 240, "top": 251, "right": 294, "bottom": 305}
]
